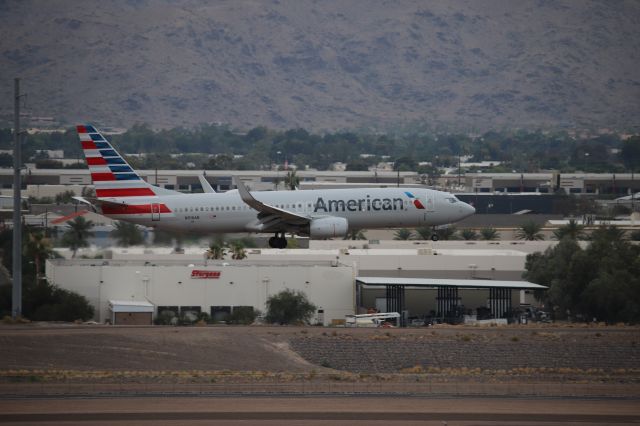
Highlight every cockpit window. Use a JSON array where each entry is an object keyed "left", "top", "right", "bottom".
[{"left": 446, "top": 197, "right": 458, "bottom": 203}]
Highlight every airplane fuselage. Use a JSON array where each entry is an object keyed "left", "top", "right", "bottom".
[{"left": 101, "top": 186, "right": 474, "bottom": 234}]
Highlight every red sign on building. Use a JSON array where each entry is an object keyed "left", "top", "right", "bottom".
[{"left": 190, "top": 270, "right": 221, "bottom": 279}]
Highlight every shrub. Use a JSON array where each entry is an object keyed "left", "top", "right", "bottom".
[
  {"left": 265, "top": 289, "right": 316, "bottom": 325},
  {"left": 228, "top": 307, "right": 258, "bottom": 325}
]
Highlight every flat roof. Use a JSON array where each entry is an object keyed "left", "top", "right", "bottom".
[
  {"left": 356, "top": 277, "right": 546, "bottom": 290},
  {"left": 109, "top": 300, "right": 154, "bottom": 313}
]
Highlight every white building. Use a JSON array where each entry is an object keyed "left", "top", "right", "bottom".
[
  {"left": 45, "top": 258, "right": 355, "bottom": 326},
  {"left": 45, "top": 241, "right": 546, "bottom": 325}
]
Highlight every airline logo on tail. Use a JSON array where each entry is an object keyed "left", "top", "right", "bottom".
[{"left": 77, "top": 125, "right": 156, "bottom": 198}]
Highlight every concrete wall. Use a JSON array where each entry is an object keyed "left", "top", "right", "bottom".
[{"left": 46, "top": 260, "right": 355, "bottom": 326}]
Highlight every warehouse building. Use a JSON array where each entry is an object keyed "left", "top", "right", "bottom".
[{"left": 45, "top": 241, "right": 545, "bottom": 326}]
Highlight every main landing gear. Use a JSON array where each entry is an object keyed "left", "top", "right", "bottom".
[
  {"left": 431, "top": 226, "right": 439, "bottom": 241},
  {"left": 268, "top": 232, "right": 288, "bottom": 249}
]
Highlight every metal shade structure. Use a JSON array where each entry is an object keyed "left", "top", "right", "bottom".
[
  {"left": 355, "top": 277, "right": 547, "bottom": 326},
  {"left": 356, "top": 277, "right": 547, "bottom": 290}
]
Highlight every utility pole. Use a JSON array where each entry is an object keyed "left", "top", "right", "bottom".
[{"left": 12, "top": 78, "right": 22, "bottom": 319}]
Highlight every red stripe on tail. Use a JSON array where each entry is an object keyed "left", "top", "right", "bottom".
[
  {"left": 87, "top": 157, "right": 107, "bottom": 165},
  {"left": 91, "top": 172, "right": 116, "bottom": 181}
]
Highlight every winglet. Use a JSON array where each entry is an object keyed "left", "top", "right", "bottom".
[
  {"left": 235, "top": 178, "right": 260, "bottom": 210},
  {"left": 198, "top": 174, "right": 216, "bottom": 193}
]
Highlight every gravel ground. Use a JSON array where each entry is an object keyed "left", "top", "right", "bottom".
[
  {"left": 0, "top": 323, "right": 638, "bottom": 389},
  {"left": 290, "top": 327, "right": 640, "bottom": 373}
]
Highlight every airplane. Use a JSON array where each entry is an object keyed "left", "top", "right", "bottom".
[{"left": 74, "top": 125, "right": 475, "bottom": 248}]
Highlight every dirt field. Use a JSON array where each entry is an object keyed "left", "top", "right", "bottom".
[{"left": 0, "top": 323, "right": 639, "bottom": 399}]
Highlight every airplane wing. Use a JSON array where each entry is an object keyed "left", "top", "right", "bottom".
[{"left": 235, "top": 178, "right": 310, "bottom": 228}]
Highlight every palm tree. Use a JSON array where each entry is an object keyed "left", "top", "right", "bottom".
[
  {"left": 413, "top": 226, "right": 432, "bottom": 240},
  {"left": 515, "top": 220, "right": 545, "bottom": 241},
  {"left": 284, "top": 169, "right": 299, "bottom": 190},
  {"left": 206, "top": 242, "right": 226, "bottom": 260},
  {"left": 479, "top": 227, "right": 500, "bottom": 241},
  {"left": 111, "top": 221, "right": 145, "bottom": 247},
  {"left": 393, "top": 228, "right": 413, "bottom": 240},
  {"left": 24, "top": 231, "right": 54, "bottom": 280},
  {"left": 230, "top": 241, "right": 247, "bottom": 260},
  {"left": 343, "top": 229, "right": 367, "bottom": 240},
  {"left": 61, "top": 216, "right": 94, "bottom": 257},
  {"left": 552, "top": 219, "right": 586, "bottom": 240},
  {"left": 589, "top": 225, "right": 626, "bottom": 242},
  {"left": 460, "top": 229, "right": 478, "bottom": 240}
]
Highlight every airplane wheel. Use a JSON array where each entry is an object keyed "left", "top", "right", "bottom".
[
  {"left": 277, "top": 237, "right": 288, "bottom": 249},
  {"left": 268, "top": 236, "right": 277, "bottom": 248},
  {"left": 431, "top": 234, "right": 439, "bottom": 242}
]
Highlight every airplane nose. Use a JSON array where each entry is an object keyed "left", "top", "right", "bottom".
[{"left": 461, "top": 202, "right": 475, "bottom": 218}]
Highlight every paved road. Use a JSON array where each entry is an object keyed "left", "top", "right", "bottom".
[{"left": 1, "top": 396, "right": 639, "bottom": 425}]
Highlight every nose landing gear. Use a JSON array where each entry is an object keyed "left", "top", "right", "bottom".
[
  {"left": 268, "top": 233, "right": 288, "bottom": 249},
  {"left": 431, "top": 226, "right": 439, "bottom": 241}
]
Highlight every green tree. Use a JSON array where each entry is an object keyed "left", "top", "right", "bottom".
[
  {"left": 228, "top": 306, "right": 259, "bottom": 325},
  {"left": 204, "top": 154, "right": 234, "bottom": 170},
  {"left": 393, "top": 156, "right": 417, "bottom": 171},
  {"left": 61, "top": 216, "right": 94, "bottom": 257},
  {"left": 393, "top": 228, "right": 413, "bottom": 240},
  {"left": 230, "top": 241, "right": 247, "bottom": 260},
  {"left": 23, "top": 231, "right": 54, "bottom": 281},
  {"left": 111, "top": 221, "right": 145, "bottom": 247},
  {"left": 345, "top": 158, "right": 370, "bottom": 171},
  {"left": 273, "top": 177, "right": 281, "bottom": 190},
  {"left": 515, "top": 221, "right": 545, "bottom": 241},
  {"left": 265, "top": 289, "right": 316, "bottom": 325},
  {"left": 524, "top": 226, "right": 640, "bottom": 323},
  {"left": 55, "top": 190, "right": 76, "bottom": 204},
  {"left": 0, "top": 280, "right": 94, "bottom": 321},
  {"left": 284, "top": 169, "right": 300, "bottom": 190},
  {"left": 343, "top": 229, "right": 367, "bottom": 240},
  {"left": 26, "top": 281, "right": 95, "bottom": 322},
  {"left": 589, "top": 224, "right": 626, "bottom": 242},
  {"left": 206, "top": 241, "right": 226, "bottom": 260},
  {"left": 620, "top": 136, "right": 640, "bottom": 172},
  {"left": 479, "top": 227, "right": 500, "bottom": 240},
  {"left": 552, "top": 219, "right": 586, "bottom": 240}
]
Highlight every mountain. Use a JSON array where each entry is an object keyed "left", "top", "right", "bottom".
[{"left": 1, "top": 0, "right": 639, "bottom": 132}]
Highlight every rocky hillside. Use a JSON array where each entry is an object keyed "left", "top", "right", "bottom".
[{"left": 1, "top": 0, "right": 638, "bottom": 132}]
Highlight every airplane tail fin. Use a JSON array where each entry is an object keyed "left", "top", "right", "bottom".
[{"left": 76, "top": 124, "right": 179, "bottom": 199}]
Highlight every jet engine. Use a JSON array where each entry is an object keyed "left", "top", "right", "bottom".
[{"left": 309, "top": 216, "right": 349, "bottom": 239}]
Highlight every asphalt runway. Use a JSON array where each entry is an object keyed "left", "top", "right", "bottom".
[{"left": 1, "top": 396, "right": 639, "bottom": 425}]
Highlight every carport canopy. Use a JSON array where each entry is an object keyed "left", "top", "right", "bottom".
[
  {"left": 355, "top": 277, "right": 546, "bottom": 290},
  {"left": 355, "top": 277, "right": 546, "bottom": 326}
]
